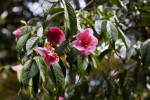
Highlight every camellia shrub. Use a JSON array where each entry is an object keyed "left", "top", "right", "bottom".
[{"left": 3, "top": 0, "right": 150, "bottom": 99}]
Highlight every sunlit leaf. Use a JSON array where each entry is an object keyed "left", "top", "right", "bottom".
[
  {"left": 106, "top": 21, "right": 118, "bottom": 48},
  {"left": 26, "top": 37, "right": 39, "bottom": 51}
]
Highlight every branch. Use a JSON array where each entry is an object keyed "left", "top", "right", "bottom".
[
  {"left": 79, "top": 0, "right": 94, "bottom": 11},
  {"left": 124, "top": 25, "right": 150, "bottom": 31}
]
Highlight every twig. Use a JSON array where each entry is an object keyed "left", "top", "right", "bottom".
[
  {"left": 79, "top": 0, "right": 94, "bottom": 12},
  {"left": 124, "top": 25, "right": 150, "bottom": 31}
]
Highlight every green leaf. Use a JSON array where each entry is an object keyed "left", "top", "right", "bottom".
[
  {"left": 119, "top": 0, "right": 129, "bottom": 7},
  {"left": 27, "top": 18, "right": 41, "bottom": 25},
  {"left": 34, "top": 56, "right": 48, "bottom": 82},
  {"left": 99, "top": 49, "right": 112, "bottom": 61},
  {"left": 117, "top": 27, "right": 131, "bottom": 49},
  {"left": 120, "top": 45, "right": 135, "bottom": 63},
  {"left": 21, "top": 60, "right": 38, "bottom": 85},
  {"left": 26, "top": 37, "right": 39, "bottom": 51},
  {"left": 51, "top": 63, "right": 65, "bottom": 94},
  {"left": 0, "top": 65, "right": 11, "bottom": 73},
  {"left": 21, "top": 60, "right": 36, "bottom": 85},
  {"left": 62, "top": 0, "right": 77, "bottom": 39},
  {"left": 43, "top": 11, "right": 64, "bottom": 30},
  {"left": 55, "top": 40, "right": 68, "bottom": 56},
  {"left": 16, "top": 93, "right": 30, "bottom": 100},
  {"left": 42, "top": 0, "right": 58, "bottom": 18},
  {"left": 90, "top": 53, "right": 101, "bottom": 70},
  {"left": 68, "top": 46, "right": 79, "bottom": 67},
  {"left": 106, "top": 21, "right": 118, "bottom": 48},
  {"left": 49, "top": 8, "right": 64, "bottom": 14},
  {"left": 95, "top": 20, "right": 107, "bottom": 35},
  {"left": 79, "top": 14, "right": 94, "bottom": 29},
  {"left": 140, "top": 39, "right": 150, "bottom": 66},
  {"left": 17, "top": 33, "right": 30, "bottom": 52},
  {"left": 77, "top": 55, "right": 89, "bottom": 78}
]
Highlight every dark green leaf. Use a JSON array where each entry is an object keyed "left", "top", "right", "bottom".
[
  {"left": 43, "top": 11, "right": 64, "bottom": 30},
  {"left": 99, "top": 49, "right": 112, "bottom": 61},
  {"left": 0, "top": 65, "right": 11, "bottom": 73},
  {"left": 49, "top": 8, "right": 64, "bottom": 14},
  {"left": 51, "top": 63, "right": 65, "bottom": 94},
  {"left": 90, "top": 52, "right": 101, "bottom": 70},
  {"left": 106, "top": 21, "right": 118, "bottom": 48},
  {"left": 21, "top": 60, "right": 33, "bottom": 85},
  {"left": 119, "top": 0, "right": 129, "bottom": 7},
  {"left": 55, "top": 40, "right": 68, "bottom": 56},
  {"left": 34, "top": 56, "right": 48, "bottom": 82},
  {"left": 95, "top": 20, "right": 107, "bottom": 35},
  {"left": 42, "top": 0, "right": 58, "bottom": 17},
  {"left": 32, "top": 73, "right": 39, "bottom": 95},
  {"left": 77, "top": 55, "right": 89, "bottom": 78},
  {"left": 16, "top": 93, "right": 30, "bottom": 100},
  {"left": 140, "top": 39, "right": 150, "bottom": 66},
  {"left": 117, "top": 27, "right": 131, "bottom": 49},
  {"left": 27, "top": 18, "right": 41, "bottom": 25},
  {"left": 26, "top": 37, "right": 39, "bottom": 51},
  {"left": 62, "top": 0, "right": 77, "bottom": 39},
  {"left": 17, "top": 33, "right": 30, "bottom": 51}
]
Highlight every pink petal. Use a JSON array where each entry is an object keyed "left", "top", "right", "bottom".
[
  {"left": 72, "top": 40, "right": 85, "bottom": 51},
  {"left": 11, "top": 65, "right": 21, "bottom": 72},
  {"left": 44, "top": 56, "right": 51, "bottom": 67},
  {"left": 37, "top": 47, "right": 47, "bottom": 57},
  {"left": 12, "top": 29, "right": 22, "bottom": 38},
  {"left": 80, "top": 50, "right": 90, "bottom": 55},
  {"left": 84, "top": 28, "right": 94, "bottom": 36},
  {"left": 59, "top": 97, "right": 64, "bottom": 100},
  {"left": 91, "top": 36, "right": 98, "bottom": 45}
]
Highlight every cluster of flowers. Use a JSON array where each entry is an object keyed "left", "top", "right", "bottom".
[{"left": 12, "top": 27, "right": 98, "bottom": 70}]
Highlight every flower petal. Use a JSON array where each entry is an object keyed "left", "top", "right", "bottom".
[
  {"left": 80, "top": 50, "right": 90, "bottom": 55},
  {"left": 11, "top": 65, "right": 21, "bottom": 72},
  {"left": 37, "top": 47, "right": 47, "bottom": 57},
  {"left": 12, "top": 29, "right": 22, "bottom": 38},
  {"left": 44, "top": 56, "right": 51, "bottom": 67},
  {"left": 72, "top": 40, "right": 85, "bottom": 51}
]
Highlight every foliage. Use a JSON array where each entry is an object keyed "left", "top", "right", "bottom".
[{"left": 1, "top": 0, "right": 150, "bottom": 99}]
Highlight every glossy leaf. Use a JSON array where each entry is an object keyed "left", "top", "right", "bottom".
[
  {"left": 42, "top": 0, "right": 58, "bottom": 17},
  {"left": 95, "top": 20, "right": 107, "bottom": 35},
  {"left": 51, "top": 63, "right": 65, "bottom": 93},
  {"left": 140, "top": 39, "right": 150, "bottom": 66},
  {"left": 17, "top": 33, "right": 30, "bottom": 52},
  {"left": 62, "top": 0, "right": 77, "bottom": 39},
  {"left": 77, "top": 55, "right": 89, "bottom": 78},
  {"left": 106, "top": 21, "right": 118, "bottom": 48},
  {"left": 26, "top": 37, "right": 39, "bottom": 51},
  {"left": 34, "top": 56, "right": 48, "bottom": 82}
]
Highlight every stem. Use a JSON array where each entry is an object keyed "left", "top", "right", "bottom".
[{"left": 79, "top": 0, "right": 94, "bottom": 12}]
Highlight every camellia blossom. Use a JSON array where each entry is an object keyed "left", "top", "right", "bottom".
[
  {"left": 72, "top": 28, "right": 98, "bottom": 55},
  {"left": 12, "top": 29, "right": 22, "bottom": 38},
  {"left": 47, "top": 27, "right": 65, "bottom": 46},
  {"left": 59, "top": 97, "right": 64, "bottom": 100},
  {"left": 37, "top": 43, "right": 59, "bottom": 67},
  {"left": 11, "top": 65, "right": 21, "bottom": 72}
]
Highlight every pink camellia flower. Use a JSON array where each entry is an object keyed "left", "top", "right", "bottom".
[
  {"left": 12, "top": 29, "right": 22, "bottom": 38},
  {"left": 11, "top": 65, "right": 21, "bottom": 72},
  {"left": 72, "top": 28, "right": 98, "bottom": 55},
  {"left": 37, "top": 43, "right": 59, "bottom": 67},
  {"left": 59, "top": 97, "right": 64, "bottom": 100},
  {"left": 47, "top": 27, "right": 65, "bottom": 46}
]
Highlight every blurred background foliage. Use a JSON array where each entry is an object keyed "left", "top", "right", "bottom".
[{"left": 1, "top": 0, "right": 150, "bottom": 100}]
